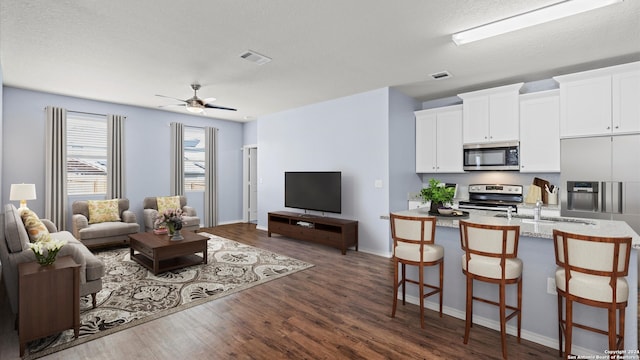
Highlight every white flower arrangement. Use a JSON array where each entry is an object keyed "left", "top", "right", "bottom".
[
  {"left": 28, "top": 233, "right": 67, "bottom": 266},
  {"left": 154, "top": 208, "right": 184, "bottom": 232}
]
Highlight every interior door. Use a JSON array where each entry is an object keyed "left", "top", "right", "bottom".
[{"left": 248, "top": 147, "right": 258, "bottom": 222}]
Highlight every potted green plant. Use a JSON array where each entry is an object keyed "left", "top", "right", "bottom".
[{"left": 420, "top": 178, "right": 456, "bottom": 213}]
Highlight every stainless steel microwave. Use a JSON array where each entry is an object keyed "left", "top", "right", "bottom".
[{"left": 463, "top": 141, "right": 520, "bottom": 171}]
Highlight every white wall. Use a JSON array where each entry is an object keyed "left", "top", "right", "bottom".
[
  {"left": 257, "top": 88, "right": 392, "bottom": 256},
  {"left": 2, "top": 87, "right": 245, "bottom": 228}
]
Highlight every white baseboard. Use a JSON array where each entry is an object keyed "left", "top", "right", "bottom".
[{"left": 399, "top": 294, "right": 601, "bottom": 357}]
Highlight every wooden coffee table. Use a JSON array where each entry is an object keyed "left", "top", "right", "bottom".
[{"left": 129, "top": 231, "right": 209, "bottom": 275}]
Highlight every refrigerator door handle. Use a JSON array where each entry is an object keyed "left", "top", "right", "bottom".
[
  {"left": 601, "top": 181, "right": 606, "bottom": 213},
  {"left": 617, "top": 181, "right": 623, "bottom": 214}
]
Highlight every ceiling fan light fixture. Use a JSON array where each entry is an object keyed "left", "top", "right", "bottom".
[
  {"left": 451, "top": 0, "right": 623, "bottom": 45},
  {"left": 186, "top": 104, "right": 204, "bottom": 113}
]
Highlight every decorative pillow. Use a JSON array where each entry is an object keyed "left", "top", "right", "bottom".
[
  {"left": 157, "top": 196, "right": 181, "bottom": 213},
  {"left": 88, "top": 199, "right": 121, "bottom": 224},
  {"left": 20, "top": 208, "right": 50, "bottom": 242}
]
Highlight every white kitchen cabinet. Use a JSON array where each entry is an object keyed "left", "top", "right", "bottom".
[
  {"left": 415, "top": 105, "right": 463, "bottom": 173},
  {"left": 554, "top": 62, "right": 640, "bottom": 138},
  {"left": 458, "top": 83, "right": 523, "bottom": 144},
  {"left": 612, "top": 70, "right": 640, "bottom": 134},
  {"left": 519, "top": 90, "right": 560, "bottom": 172}
]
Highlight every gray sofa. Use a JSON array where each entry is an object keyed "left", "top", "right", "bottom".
[
  {"left": 72, "top": 198, "right": 140, "bottom": 249},
  {"left": 1, "top": 204, "right": 105, "bottom": 315},
  {"left": 143, "top": 196, "right": 200, "bottom": 232}
]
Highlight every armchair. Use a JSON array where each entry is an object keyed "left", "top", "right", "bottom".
[
  {"left": 143, "top": 196, "right": 200, "bottom": 232},
  {"left": 72, "top": 198, "right": 140, "bottom": 249},
  {"left": 2, "top": 204, "right": 105, "bottom": 315}
]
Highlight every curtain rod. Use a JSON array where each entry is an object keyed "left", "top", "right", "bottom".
[
  {"left": 68, "top": 110, "right": 107, "bottom": 117},
  {"left": 43, "top": 107, "right": 107, "bottom": 117}
]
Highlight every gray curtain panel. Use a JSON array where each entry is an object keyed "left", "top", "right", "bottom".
[
  {"left": 170, "top": 122, "right": 185, "bottom": 196},
  {"left": 204, "top": 127, "right": 218, "bottom": 227},
  {"left": 107, "top": 114, "right": 125, "bottom": 199},
  {"left": 45, "top": 106, "right": 68, "bottom": 230}
]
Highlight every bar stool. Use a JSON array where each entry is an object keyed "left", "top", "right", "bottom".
[
  {"left": 390, "top": 213, "right": 444, "bottom": 329},
  {"left": 552, "top": 230, "right": 632, "bottom": 359},
  {"left": 459, "top": 220, "right": 522, "bottom": 360}
]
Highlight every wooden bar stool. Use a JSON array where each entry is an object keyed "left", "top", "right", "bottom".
[
  {"left": 459, "top": 220, "right": 522, "bottom": 360},
  {"left": 552, "top": 230, "right": 631, "bottom": 359},
  {"left": 390, "top": 213, "right": 444, "bottom": 329}
]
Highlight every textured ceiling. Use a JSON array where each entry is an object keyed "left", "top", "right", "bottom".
[{"left": 1, "top": 0, "right": 639, "bottom": 122}]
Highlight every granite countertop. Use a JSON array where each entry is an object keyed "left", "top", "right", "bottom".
[{"left": 392, "top": 208, "right": 640, "bottom": 247}]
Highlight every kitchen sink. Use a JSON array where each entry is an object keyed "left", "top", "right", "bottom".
[{"left": 493, "top": 213, "right": 596, "bottom": 225}]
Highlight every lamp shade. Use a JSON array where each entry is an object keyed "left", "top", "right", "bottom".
[{"left": 10, "top": 183, "right": 37, "bottom": 208}]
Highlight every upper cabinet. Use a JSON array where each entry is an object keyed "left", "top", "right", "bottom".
[
  {"left": 458, "top": 83, "right": 523, "bottom": 144},
  {"left": 415, "top": 105, "right": 464, "bottom": 173},
  {"left": 554, "top": 62, "right": 640, "bottom": 138},
  {"left": 519, "top": 90, "right": 560, "bottom": 173}
]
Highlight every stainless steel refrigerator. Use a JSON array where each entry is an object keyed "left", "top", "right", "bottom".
[{"left": 560, "top": 134, "right": 640, "bottom": 234}]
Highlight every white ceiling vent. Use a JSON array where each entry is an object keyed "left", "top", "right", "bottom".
[
  {"left": 429, "top": 71, "right": 452, "bottom": 80},
  {"left": 239, "top": 50, "right": 272, "bottom": 65}
]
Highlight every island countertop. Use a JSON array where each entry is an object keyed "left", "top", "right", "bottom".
[{"left": 392, "top": 209, "right": 640, "bottom": 247}]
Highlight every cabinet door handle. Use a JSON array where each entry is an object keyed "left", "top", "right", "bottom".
[
  {"left": 615, "top": 125, "right": 619, "bottom": 129},
  {"left": 607, "top": 126, "right": 611, "bottom": 130}
]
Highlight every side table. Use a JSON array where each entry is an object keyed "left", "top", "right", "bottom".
[{"left": 18, "top": 256, "right": 80, "bottom": 356}]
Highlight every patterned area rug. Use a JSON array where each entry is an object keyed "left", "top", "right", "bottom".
[{"left": 25, "top": 233, "right": 313, "bottom": 359}]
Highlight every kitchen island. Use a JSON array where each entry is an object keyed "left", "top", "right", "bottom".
[{"left": 392, "top": 209, "right": 639, "bottom": 358}]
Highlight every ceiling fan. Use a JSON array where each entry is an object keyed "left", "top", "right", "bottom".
[{"left": 156, "top": 83, "right": 237, "bottom": 113}]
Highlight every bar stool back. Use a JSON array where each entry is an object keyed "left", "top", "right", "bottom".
[
  {"left": 459, "top": 220, "right": 522, "bottom": 360},
  {"left": 552, "top": 229, "right": 631, "bottom": 358}
]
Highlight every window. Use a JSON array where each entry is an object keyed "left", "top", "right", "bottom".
[
  {"left": 66, "top": 114, "right": 107, "bottom": 195},
  {"left": 184, "top": 126, "right": 205, "bottom": 191}
]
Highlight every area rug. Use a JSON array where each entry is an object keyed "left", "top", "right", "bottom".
[{"left": 24, "top": 233, "right": 314, "bottom": 359}]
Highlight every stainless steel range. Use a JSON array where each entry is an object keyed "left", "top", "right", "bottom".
[{"left": 458, "top": 184, "right": 523, "bottom": 212}]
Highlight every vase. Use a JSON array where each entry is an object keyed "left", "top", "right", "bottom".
[
  {"left": 430, "top": 201, "right": 443, "bottom": 214},
  {"left": 35, "top": 248, "right": 60, "bottom": 266},
  {"left": 171, "top": 229, "right": 184, "bottom": 241},
  {"left": 166, "top": 222, "right": 176, "bottom": 236}
]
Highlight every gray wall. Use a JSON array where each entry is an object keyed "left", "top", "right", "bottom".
[
  {"left": 2, "top": 87, "right": 245, "bottom": 229},
  {"left": 257, "top": 88, "right": 393, "bottom": 256}
]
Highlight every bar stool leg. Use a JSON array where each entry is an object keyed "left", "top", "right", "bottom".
[
  {"left": 618, "top": 307, "right": 625, "bottom": 350},
  {"left": 438, "top": 261, "right": 444, "bottom": 317},
  {"left": 419, "top": 264, "right": 425, "bottom": 329},
  {"left": 517, "top": 278, "right": 522, "bottom": 343},
  {"left": 401, "top": 264, "right": 406, "bottom": 305},
  {"left": 499, "top": 281, "right": 508, "bottom": 360},
  {"left": 464, "top": 275, "right": 473, "bottom": 344},
  {"left": 391, "top": 258, "right": 399, "bottom": 318},
  {"left": 608, "top": 306, "right": 616, "bottom": 352},
  {"left": 565, "top": 299, "right": 573, "bottom": 358},
  {"left": 557, "top": 293, "right": 563, "bottom": 357}
]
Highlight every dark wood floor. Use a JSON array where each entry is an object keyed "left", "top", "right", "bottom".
[{"left": 1, "top": 223, "right": 561, "bottom": 359}]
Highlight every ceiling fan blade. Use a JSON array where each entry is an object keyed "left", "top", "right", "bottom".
[
  {"left": 155, "top": 94, "right": 187, "bottom": 103},
  {"left": 204, "top": 103, "right": 237, "bottom": 111}
]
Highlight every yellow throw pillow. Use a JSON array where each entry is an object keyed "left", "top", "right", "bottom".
[
  {"left": 20, "top": 209, "right": 50, "bottom": 242},
  {"left": 157, "top": 196, "right": 181, "bottom": 213},
  {"left": 88, "top": 199, "right": 121, "bottom": 224}
]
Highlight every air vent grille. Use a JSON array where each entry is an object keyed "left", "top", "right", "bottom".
[
  {"left": 239, "top": 50, "right": 272, "bottom": 65},
  {"left": 429, "top": 71, "right": 452, "bottom": 80}
]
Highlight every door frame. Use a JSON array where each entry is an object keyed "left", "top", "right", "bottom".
[{"left": 242, "top": 144, "right": 258, "bottom": 223}]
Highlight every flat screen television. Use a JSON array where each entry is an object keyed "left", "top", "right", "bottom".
[{"left": 284, "top": 171, "right": 342, "bottom": 214}]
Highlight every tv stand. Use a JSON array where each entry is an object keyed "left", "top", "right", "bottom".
[{"left": 267, "top": 211, "right": 358, "bottom": 255}]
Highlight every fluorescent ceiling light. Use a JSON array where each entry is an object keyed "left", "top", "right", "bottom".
[{"left": 452, "top": 0, "right": 623, "bottom": 45}]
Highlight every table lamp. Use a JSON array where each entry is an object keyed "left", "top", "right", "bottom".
[{"left": 10, "top": 183, "right": 37, "bottom": 209}]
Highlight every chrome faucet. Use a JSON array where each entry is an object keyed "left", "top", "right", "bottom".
[{"left": 534, "top": 199, "right": 543, "bottom": 221}]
